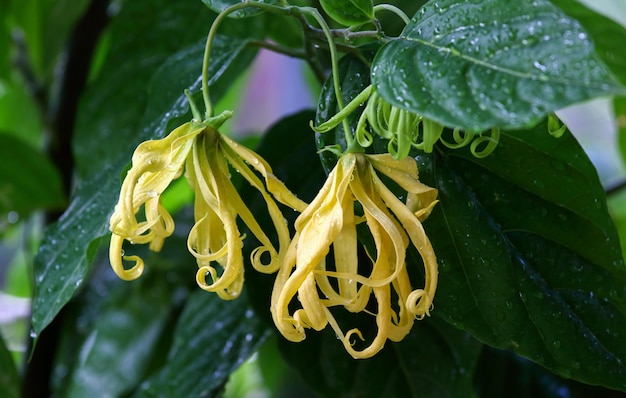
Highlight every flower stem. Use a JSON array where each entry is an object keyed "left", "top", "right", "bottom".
[
  {"left": 301, "top": 7, "right": 355, "bottom": 150},
  {"left": 373, "top": 4, "right": 411, "bottom": 25},
  {"left": 201, "top": 2, "right": 293, "bottom": 119}
]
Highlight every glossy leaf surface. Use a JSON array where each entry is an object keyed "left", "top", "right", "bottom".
[
  {"left": 551, "top": 0, "right": 626, "bottom": 86},
  {"left": 418, "top": 126, "right": 626, "bottom": 390},
  {"left": 371, "top": 0, "right": 625, "bottom": 131},
  {"left": 61, "top": 274, "right": 174, "bottom": 398},
  {"left": 201, "top": 0, "right": 278, "bottom": 18},
  {"left": 280, "top": 317, "right": 482, "bottom": 397},
  {"left": 320, "top": 0, "right": 374, "bottom": 26},
  {"left": 136, "top": 290, "right": 271, "bottom": 397}
]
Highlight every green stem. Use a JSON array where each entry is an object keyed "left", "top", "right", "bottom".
[
  {"left": 185, "top": 89, "right": 202, "bottom": 121},
  {"left": 201, "top": 2, "right": 294, "bottom": 119},
  {"left": 311, "top": 85, "right": 372, "bottom": 132},
  {"left": 373, "top": 4, "right": 411, "bottom": 25},
  {"left": 301, "top": 7, "right": 354, "bottom": 149}
]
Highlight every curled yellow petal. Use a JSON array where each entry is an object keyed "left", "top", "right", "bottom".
[
  {"left": 109, "top": 122, "right": 204, "bottom": 279},
  {"left": 271, "top": 152, "right": 439, "bottom": 359},
  {"left": 185, "top": 126, "right": 307, "bottom": 298},
  {"left": 109, "top": 234, "right": 144, "bottom": 281}
]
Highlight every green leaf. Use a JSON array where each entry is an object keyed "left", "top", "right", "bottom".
[
  {"left": 200, "top": 0, "right": 278, "bottom": 18},
  {"left": 608, "top": 185, "right": 626, "bottom": 282},
  {"left": 320, "top": 0, "right": 374, "bottom": 26},
  {"left": 49, "top": 226, "right": 196, "bottom": 395},
  {"left": 0, "top": 80, "right": 43, "bottom": 147},
  {"left": 0, "top": 332, "right": 20, "bottom": 398},
  {"left": 279, "top": 317, "right": 482, "bottom": 397},
  {"left": 551, "top": 0, "right": 626, "bottom": 86},
  {"left": 265, "top": 11, "right": 303, "bottom": 49},
  {"left": 0, "top": 134, "right": 65, "bottom": 217},
  {"left": 548, "top": 0, "right": 626, "bottom": 183},
  {"left": 0, "top": 2, "right": 10, "bottom": 80},
  {"left": 135, "top": 290, "right": 271, "bottom": 398},
  {"left": 371, "top": 0, "right": 626, "bottom": 131},
  {"left": 31, "top": 0, "right": 259, "bottom": 336},
  {"left": 60, "top": 274, "right": 176, "bottom": 398},
  {"left": 417, "top": 124, "right": 626, "bottom": 390},
  {"left": 38, "top": 0, "right": 91, "bottom": 82}
]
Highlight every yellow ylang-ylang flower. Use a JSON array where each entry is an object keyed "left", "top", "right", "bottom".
[
  {"left": 109, "top": 111, "right": 306, "bottom": 299},
  {"left": 270, "top": 151, "right": 438, "bottom": 359}
]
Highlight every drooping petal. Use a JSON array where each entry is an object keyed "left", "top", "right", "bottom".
[
  {"left": 109, "top": 122, "right": 204, "bottom": 280},
  {"left": 219, "top": 136, "right": 289, "bottom": 274},
  {"left": 220, "top": 134, "right": 308, "bottom": 212},
  {"left": 296, "top": 154, "right": 355, "bottom": 267},
  {"left": 187, "top": 131, "right": 244, "bottom": 299},
  {"left": 109, "top": 234, "right": 144, "bottom": 281},
  {"left": 369, "top": 155, "right": 439, "bottom": 317},
  {"left": 368, "top": 153, "right": 438, "bottom": 220},
  {"left": 271, "top": 154, "right": 356, "bottom": 342},
  {"left": 270, "top": 151, "right": 439, "bottom": 359}
]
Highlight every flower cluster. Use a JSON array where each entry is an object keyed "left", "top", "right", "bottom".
[
  {"left": 271, "top": 152, "right": 438, "bottom": 358},
  {"left": 109, "top": 109, "right": 439, "bottom": 359},
  {"left": 109, "top": 112, "right": 306, "bottom": 300}
]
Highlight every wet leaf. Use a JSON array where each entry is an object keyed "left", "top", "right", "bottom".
[
  {"left": 200, "top": 0, "right": 278, "bottom": 18},
  {"left": 416, "top": 123, "right": 626, "bottom": 391},
  {"left": 60, "top": 274, "right": 175, "bottom": 398},
  {"left": 135, "top": 290, "right": 271, "bottom": 398},
  {"left": 279, "top": 317, "right": 482, "bottom": 397},
  {"left": 371, "top": 0, "right": 626, "bottom": 131},
  {"left": 551, "top": 0, "right": 626, "bottom": 86},
  {"left": 31, "top": 0, "right": 258, "bottom": 336},
  {"left": 48, "top": 224, "right": 196, "bottom": 396},
  {"left": 320, "top": 0, "right": 374, "bottom": 26}
]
